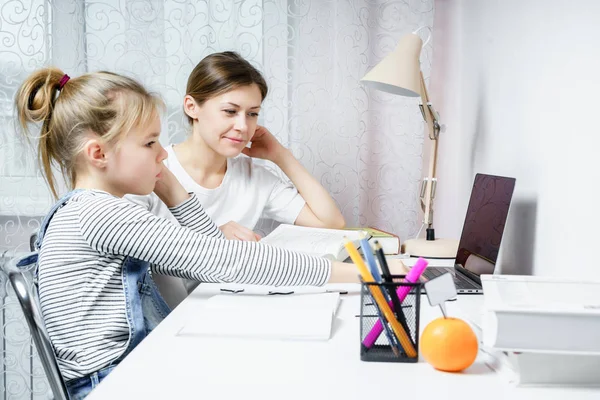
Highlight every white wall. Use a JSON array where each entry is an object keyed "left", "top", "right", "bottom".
[{"left": 431, "top": 0, "right": 600, "bottom": 278}]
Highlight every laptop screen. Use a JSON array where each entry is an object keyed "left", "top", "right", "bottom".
[{"left": 455, "top": 174, "right": 516, "bottom": 280}]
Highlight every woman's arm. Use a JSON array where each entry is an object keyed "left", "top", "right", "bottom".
[{"left": 243, "top": 126, "right": 345, "bottom": 229}]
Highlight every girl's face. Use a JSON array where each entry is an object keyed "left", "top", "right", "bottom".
[
  {"left": 106, "top": 113, "right": 168, "bottom": 196},
  {"left": 187, "top": 84, "right": 262, "bottom": 158}
]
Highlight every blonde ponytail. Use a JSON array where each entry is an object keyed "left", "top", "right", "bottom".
[
  {"left": 15, "top": 67, "right": 65, "bottom": 198},
  {"left": 14, "top": 68, "right": 162, "bottom": 199}
]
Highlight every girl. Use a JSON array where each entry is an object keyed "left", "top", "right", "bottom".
[
  {"left": 14, "top": 68, "right": 371, "bottom": 399},
  {"left": 128, "top": 51, "right": 346, "bottom": 303}
]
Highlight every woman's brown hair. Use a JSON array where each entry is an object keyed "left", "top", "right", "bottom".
[
  {"left": 15, "top": 67, "right": 162, "bottom": 198},
  {"left": 185, "top": 51, "right": 268, "bottom": 124}
]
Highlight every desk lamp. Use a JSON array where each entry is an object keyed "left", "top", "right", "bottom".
[{"left": 360, "top": 29, "right": 458, "bottom": 258}]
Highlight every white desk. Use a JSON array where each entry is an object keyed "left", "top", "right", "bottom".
[{"left": 87, "top": 285, "right": 600, "bottom": 400}]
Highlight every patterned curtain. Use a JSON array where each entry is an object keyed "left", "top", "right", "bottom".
[{"left": 0, "top": 1, "right": 433, "bottom": 397}]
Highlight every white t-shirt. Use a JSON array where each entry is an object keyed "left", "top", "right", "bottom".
[
  {"left": 129, "top": 145, "right": 306, "bottom": 229},
  {"left": 126, "top": 145, "right": 307, "bottom": 302}
]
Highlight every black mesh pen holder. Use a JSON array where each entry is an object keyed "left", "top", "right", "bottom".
[{"left": 359, "top": 276, "right": 422, "bottom": 363}]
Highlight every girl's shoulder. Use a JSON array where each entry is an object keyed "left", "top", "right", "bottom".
[
  {"left": 70, "top": 189, "right": 140, "bottom": 213},
  {"left": 71, "top": 189, "right": 119, "bottom": 202}
]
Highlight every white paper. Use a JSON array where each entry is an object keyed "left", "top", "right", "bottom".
[{"left": 177, "top": 293, "right": 341, "bottom": 341}]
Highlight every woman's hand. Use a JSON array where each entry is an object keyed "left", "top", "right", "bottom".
[
  {"left": 242, "top": 125, "right": 287, "bottom": 163},
  {"left": 154, "top": 164, "right": 190, "bottom": 208},
  {"left": 219, "top": 221, "right": 262, "bottom": 241},
  {"left": 386, "top": 259, "right": 410, "bottom": 275}
]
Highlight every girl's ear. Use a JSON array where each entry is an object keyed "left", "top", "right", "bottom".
[
  {"left": 183, "top": 95, "right": 200, "bottom": 120},
  {"left": 82, "top": 138, "right": 109, "bottom": 169}
]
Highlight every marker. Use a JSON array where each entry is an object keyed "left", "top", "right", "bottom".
[
  {"left": 373, "top": 241, "right": 413, "bottom": 342},
  {"left": 362, "top": 257, "right": 428, "bottom": 348}
]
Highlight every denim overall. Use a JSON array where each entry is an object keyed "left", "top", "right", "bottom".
[{"left": 16, "top": 190, "right": 171, "bottom": 399}]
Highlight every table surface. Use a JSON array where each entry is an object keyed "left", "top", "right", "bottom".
[{"left": 86, "top": 281, "right": 600, "bottom": 400}]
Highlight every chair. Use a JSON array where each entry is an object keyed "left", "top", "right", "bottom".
[
  {"left": 7, "top": 269, "right": 70, "bottom": 400},
  {"left": 30, "top": 231, "right": 38, "bottom": 252}
]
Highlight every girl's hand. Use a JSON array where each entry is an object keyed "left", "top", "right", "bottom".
[
  {"left": 154, "top": 164, "right": 190, "bottom": 207},
  {"left": 219, "top": 221, "right": 262, "bottom": 241},
  {"left": 242, "top": 125, "right": 286, "bottom": 163}
]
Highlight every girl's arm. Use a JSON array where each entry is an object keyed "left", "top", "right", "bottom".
[
  {"left": 125, "top": 193, "right": 223, "bottom": 239},
  {"left": 77, "top": 192, "right": 339, "bottom": 286},
  {"left": 151, "top": 165, "right": 224, "bottom": 238},
  {"left": 242, "top": 126, "right": 345, "bottom": 229}
]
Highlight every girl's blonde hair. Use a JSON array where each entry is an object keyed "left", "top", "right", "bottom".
[{"left": 15, "top": 67, "right": 162, "bottom": 199}]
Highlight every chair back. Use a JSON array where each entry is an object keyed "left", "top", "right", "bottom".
[{"left": 8, "top": 269, "right": 70, "bottom": 400}]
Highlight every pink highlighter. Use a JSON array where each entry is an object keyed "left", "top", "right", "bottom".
[{"left": 362, "top": 257, "right": 429, "bottom": 348}]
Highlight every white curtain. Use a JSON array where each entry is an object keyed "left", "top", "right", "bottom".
[{"left": 0, "top": 1, "right": 433, "bottom": 395}]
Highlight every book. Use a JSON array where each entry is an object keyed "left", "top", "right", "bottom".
[
  {"left": 504, "top": 351, "right": 600, "bottom": 387},
  {"left": 481, "top": 274, "right": 600, "bottom": 353},
  {"left": 204, "top": 282, "right": 361, "bottom": 295},
  {"left": 176, "top": 293, "right": 341, "bottom": 341},
  {"left": 345, "top": 226, "right": 400, "bottom": 255},
  {"left": 260, "top": 224, "right": 367, "bottom": 261}
]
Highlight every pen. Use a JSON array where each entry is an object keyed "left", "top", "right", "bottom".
[
  {"left": 357, "top": 233, "right": 400, "bottom": 354},
  {"left": 373, "top": 241, "right": 413, "bottom": 340},
  {"left": 358, "top": 232, "right": 384, "bottom": 283},
  {"left": 343, "top": 238, "right": 417, "bottom": 357},
  {"left": 220, "top": 288, "right": 350, "bottom": 295},
  {"left": 362, "top": 257, "right": 428, "bottom": 348},
  {"left": 220, "top": 288, "right": 244, "bottom": 294},
  {"left": 358, "top": 233, "right": 394, "bottom": 306}
]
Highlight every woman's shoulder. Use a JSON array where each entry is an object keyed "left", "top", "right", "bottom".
[{"left": 229, "top": 155, "right": 278, "bottom": 180}]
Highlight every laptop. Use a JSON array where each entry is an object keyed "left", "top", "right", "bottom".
[{"left": 420, "top": 173, "right": 516, "bottom": 294}]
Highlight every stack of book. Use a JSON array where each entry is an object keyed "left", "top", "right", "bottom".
[
  {"left": 344, "top": 227, "right": 400, "bottom": 255},
  {"left": 480, "top": 274, "right": 600, "bottom": 387}
]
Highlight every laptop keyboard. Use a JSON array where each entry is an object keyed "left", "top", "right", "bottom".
[{"left": 422, "top": 267, "right": 480, "bottom": 290}]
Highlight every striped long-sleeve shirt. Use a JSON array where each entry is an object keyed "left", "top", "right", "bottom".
[{"left": 38, "top": 190, "right": 330, "bottom": 380}]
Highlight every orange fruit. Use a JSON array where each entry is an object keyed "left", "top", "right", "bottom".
[{"left": 420, "top": 317, "right": 478, "bottom": 372}]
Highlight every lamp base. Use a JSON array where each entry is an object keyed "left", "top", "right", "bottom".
[{"left": 401, "top": 238, "right": 459, "bottom": 259}]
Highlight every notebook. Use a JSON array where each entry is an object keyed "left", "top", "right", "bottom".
[
  {"left": 260, "top": 224, "right": 367, "bottom": 261},
  {"left": 177, "top": 293, "right": 341, "bottom": 341},
  {"left": 420, "top": 173, "right": 516, "bottom": 294}
]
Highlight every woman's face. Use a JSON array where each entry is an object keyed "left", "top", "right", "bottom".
[{"left": 188, "top": 83, "right": 262, "bottom": 158}]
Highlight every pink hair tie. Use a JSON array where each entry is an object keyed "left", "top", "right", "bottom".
[{"left": 58, "top": 74, "right": 70, "bottom": 90}]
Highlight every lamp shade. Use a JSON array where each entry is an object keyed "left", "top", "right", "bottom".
[{"left": 361, "top": 33, "right": 423, "bottom": 97}]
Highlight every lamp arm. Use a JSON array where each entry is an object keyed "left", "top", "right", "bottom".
[{"left": 417, "top": 71, "right": 440, "bottom": 234}]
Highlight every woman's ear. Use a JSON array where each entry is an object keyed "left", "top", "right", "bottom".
[
  {"left": 82, "top": 138, "right": 108, "bottom": 169},
  {"left": 183, "top": 95, "right": 200, "bottom": 121}
]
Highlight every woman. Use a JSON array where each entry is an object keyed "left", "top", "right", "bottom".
[{"left": 129, "top": 52, "right": 346, "bottom": 305}]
